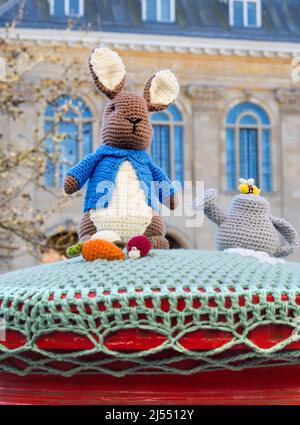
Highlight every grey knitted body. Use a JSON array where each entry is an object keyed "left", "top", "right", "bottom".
[{"left": 193, "top": 189, "right": 299, "bottom": 258}]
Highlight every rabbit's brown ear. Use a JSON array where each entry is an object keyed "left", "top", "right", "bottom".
[
  {"left": 143, "top": 70, "right": 179, "bottom": 111},
  {"left": 89, "top": 47, "right": 126, "bottom": 99}
]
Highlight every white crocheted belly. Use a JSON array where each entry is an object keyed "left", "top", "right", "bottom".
[{"left": 90, "top": 161, "right": 152, "bottom": 241}]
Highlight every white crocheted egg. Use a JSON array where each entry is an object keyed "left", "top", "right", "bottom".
[{"left": 91, "top": 230, "right": 122, "bottom": 244}]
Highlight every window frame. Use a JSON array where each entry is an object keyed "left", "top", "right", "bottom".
[
  {"left": 44, "top": 96, "right": 93, "bottom": 188},
  {"left": 229, "top": 0, "right": 261, "bottom": 28},
  {"left": 151, "top": 105, "right": 184, "bottom": 183},
  {"left": 141, "top": 0, "right": 176, "bottom": 23},
  {"left": 48, "top": 0, "right": 85, "bottom": 17},
  {"left": 225, "top": 105, "right": 272, "bottom": 192}
]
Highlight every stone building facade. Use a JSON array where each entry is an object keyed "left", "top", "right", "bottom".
[{"left": 1, "top": 0, "right": 300, "bottom": 269}]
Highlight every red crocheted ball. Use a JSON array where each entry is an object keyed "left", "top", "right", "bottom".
[{"left": 126, "top": 236, "right": 152, "bottom": 257}]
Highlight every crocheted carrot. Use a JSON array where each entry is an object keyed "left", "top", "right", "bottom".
[{"left": 82, "top": 239, "right": 125, "bottom": 261}]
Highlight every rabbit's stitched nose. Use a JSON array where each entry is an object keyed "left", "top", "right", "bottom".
[{"left": 126, "top": 117, "right": 142, "bottom": 124}]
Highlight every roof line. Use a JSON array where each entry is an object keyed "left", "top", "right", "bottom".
[{"left": 1, "top": 27, "right": 300, "bottom": 58}]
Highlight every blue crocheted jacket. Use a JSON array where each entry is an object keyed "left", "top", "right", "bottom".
[{"left": 66, "top": 145, "right": 176, "bottom": 212}]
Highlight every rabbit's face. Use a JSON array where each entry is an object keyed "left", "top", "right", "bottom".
[
  {"left": 89, "top": 47, "right": 179, "bottom": 151},
  {"left": 102, "top": 91, "right": 152, "bottom": 150}
]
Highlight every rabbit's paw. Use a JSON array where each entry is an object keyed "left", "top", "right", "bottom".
[
  {"left": 167, "top": 193, "right": 179, "bottom": 210},
  {"left": 148, "top": 236, "right": 169, "bottom": 250},
  {"left": 127, "top": 236, "right": 152, "bottom": 260},
  {"left": 82, "top": 239, "right": 125, "bottom": 261},
  {"left": 64, "top": 175, "right": 79, "bottom": 194}
]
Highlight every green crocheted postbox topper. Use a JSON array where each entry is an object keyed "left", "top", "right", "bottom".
[{"left": 1, "top": 250, "right": 300, "bottom": 377}]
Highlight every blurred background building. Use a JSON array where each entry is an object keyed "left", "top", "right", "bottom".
[{"left": 1, "top": 0, "right": 300, "bottom": 269}]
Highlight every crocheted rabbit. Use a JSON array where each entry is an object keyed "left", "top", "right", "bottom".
[
  {"left": 64, "top": 47, "right": 179, "bottom": 260},
  {"left": 193, "top": 179, "right": 299, "bottom": 257}
]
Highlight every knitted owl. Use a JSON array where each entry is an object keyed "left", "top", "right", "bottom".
[
  {"left": 64, "top": 47, "right": 180, "bottom": 261},
  {"left": 193, "top": 179, "right": 299, "bottom": 258}
]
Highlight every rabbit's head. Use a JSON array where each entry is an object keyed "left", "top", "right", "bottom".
[{"left": 89, "top": 47, "right": 179, "bottom": 150}]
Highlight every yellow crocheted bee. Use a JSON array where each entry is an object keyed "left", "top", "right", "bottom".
[{"left": 238, "top": 178, "right": 261, "bottom": 196}]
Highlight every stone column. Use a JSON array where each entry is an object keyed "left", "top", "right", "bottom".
[
  {"left": 186, "top": 84, "right": 224, "bottom": 249},
  {"left": 275, "top": 88, "right": 300, "bottom": 260}
]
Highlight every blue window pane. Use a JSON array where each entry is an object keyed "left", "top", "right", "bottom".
[
  {"left": 248, "top": 2, "right": 257, "bottom": 26},
  {"left": 248, "top": 129, "right": 259, "bottom": 183},
  {"left": 226, "top": 128, "right": 236, "bottom": 191},
  {"left": 147, "top": 0, "right": 157, "bottom": 20},
  {"left": 233, "top": 1, "right": 244, "bottom": 27},
  {"left": 46, "top": 96, "right": 92, "bottom": 119},
  {"left": 69, "top": 0, "right": 79, "bottom": 15},
  {"left": 54, "top": 0, "right": 65, "bottom": 17},
  {"left": 239, "top": 114, "right": 258, "bottom": 125},
  {"left": 226, "top": 102, "right": 271, "bottom": 193},
  {"left": 82, "top": 107, "right": 93, "bottom": 118},
  {"left": 47, "top": 96, "right": 75, "bottom": 118},
  {"left": 66, "top": 97, "right": 79, "bottom": 117},
  {"left": 44, "top": 96, "right": 93, "bottom": 188},
  {"left": 45, "top": 103, "right": 55, "bottom": 117},
  {"left": 58, "top": 121, "right": 78, "bottom": 187},
  {"left": 239, "top": 128, "right": 259, "bottom": 185},
  {"left": 57, "top": 96, "right": 68, "bottom": 106},
  {"left": 82, "top": 122, "right": 93, "bottom": 157},
  {"left": 59, "top": 96, "right": 78, "bottom": 118},
  {"left": 261, "top": 129, "right": 272, "bottom": 192},
  {"left": 74, "top": 97, "right": 93, "bottom": 118},
  {"left": 174, "top": 126, "right": 184, "bottom": 184},
  {"left": 44, "top": 120, "right": 54, "bottom": 137},
  {"left": 151, "top": 111, "right": 169, "bottom": 121},
  {"left": 239, "top": 129, "right": 248, "bottom": 180},
  {"left": 168, "top": 104, "right": 182, "bottom": 122},
  {"left": 44, "top": 121, "right": 55, "bottom": 188},
  {"left": 152, "top": 126, "right": 160, "bottom": 165},
  {"left": 227, "top": 102, "right": 270, "bottom": 125},
  {"left": 151, "top": 125, "right": 170, "bottom": 177},
  {"left": 160, "top": 126, "right": 170, "bottom": 177},
  {"left": 161, "top": 0, "right": 171, "bottom": 21}
]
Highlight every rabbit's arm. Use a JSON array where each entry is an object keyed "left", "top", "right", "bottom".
[
  {"left": 271, "top": 216, "right": 299, "bottom": 257},
  {"left": 193, "top": 189, "right": 226, "bottom": 225},
  {"left": 64, "top": 152, "right": 101, "bottom": 194},
  {"left": 149, "top": 163, "right": 178, "bottom": 210}
]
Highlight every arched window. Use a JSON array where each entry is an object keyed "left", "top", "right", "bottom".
[
  {"left": 151, "top": 104, "right": 184, "bottom": 185},
  {"left": 44, "top": 96, "right": 93, "bottom": 188},
  {"left": 42, "top": 230, "right": 78, "bottom": 263},
  {"left": 225, "top": 102, "right": 272, "bottom": 192}
]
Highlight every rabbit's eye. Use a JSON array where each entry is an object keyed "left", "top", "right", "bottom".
[{"left": 111, "top": 104, "right": 116, "bottom": 111}]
